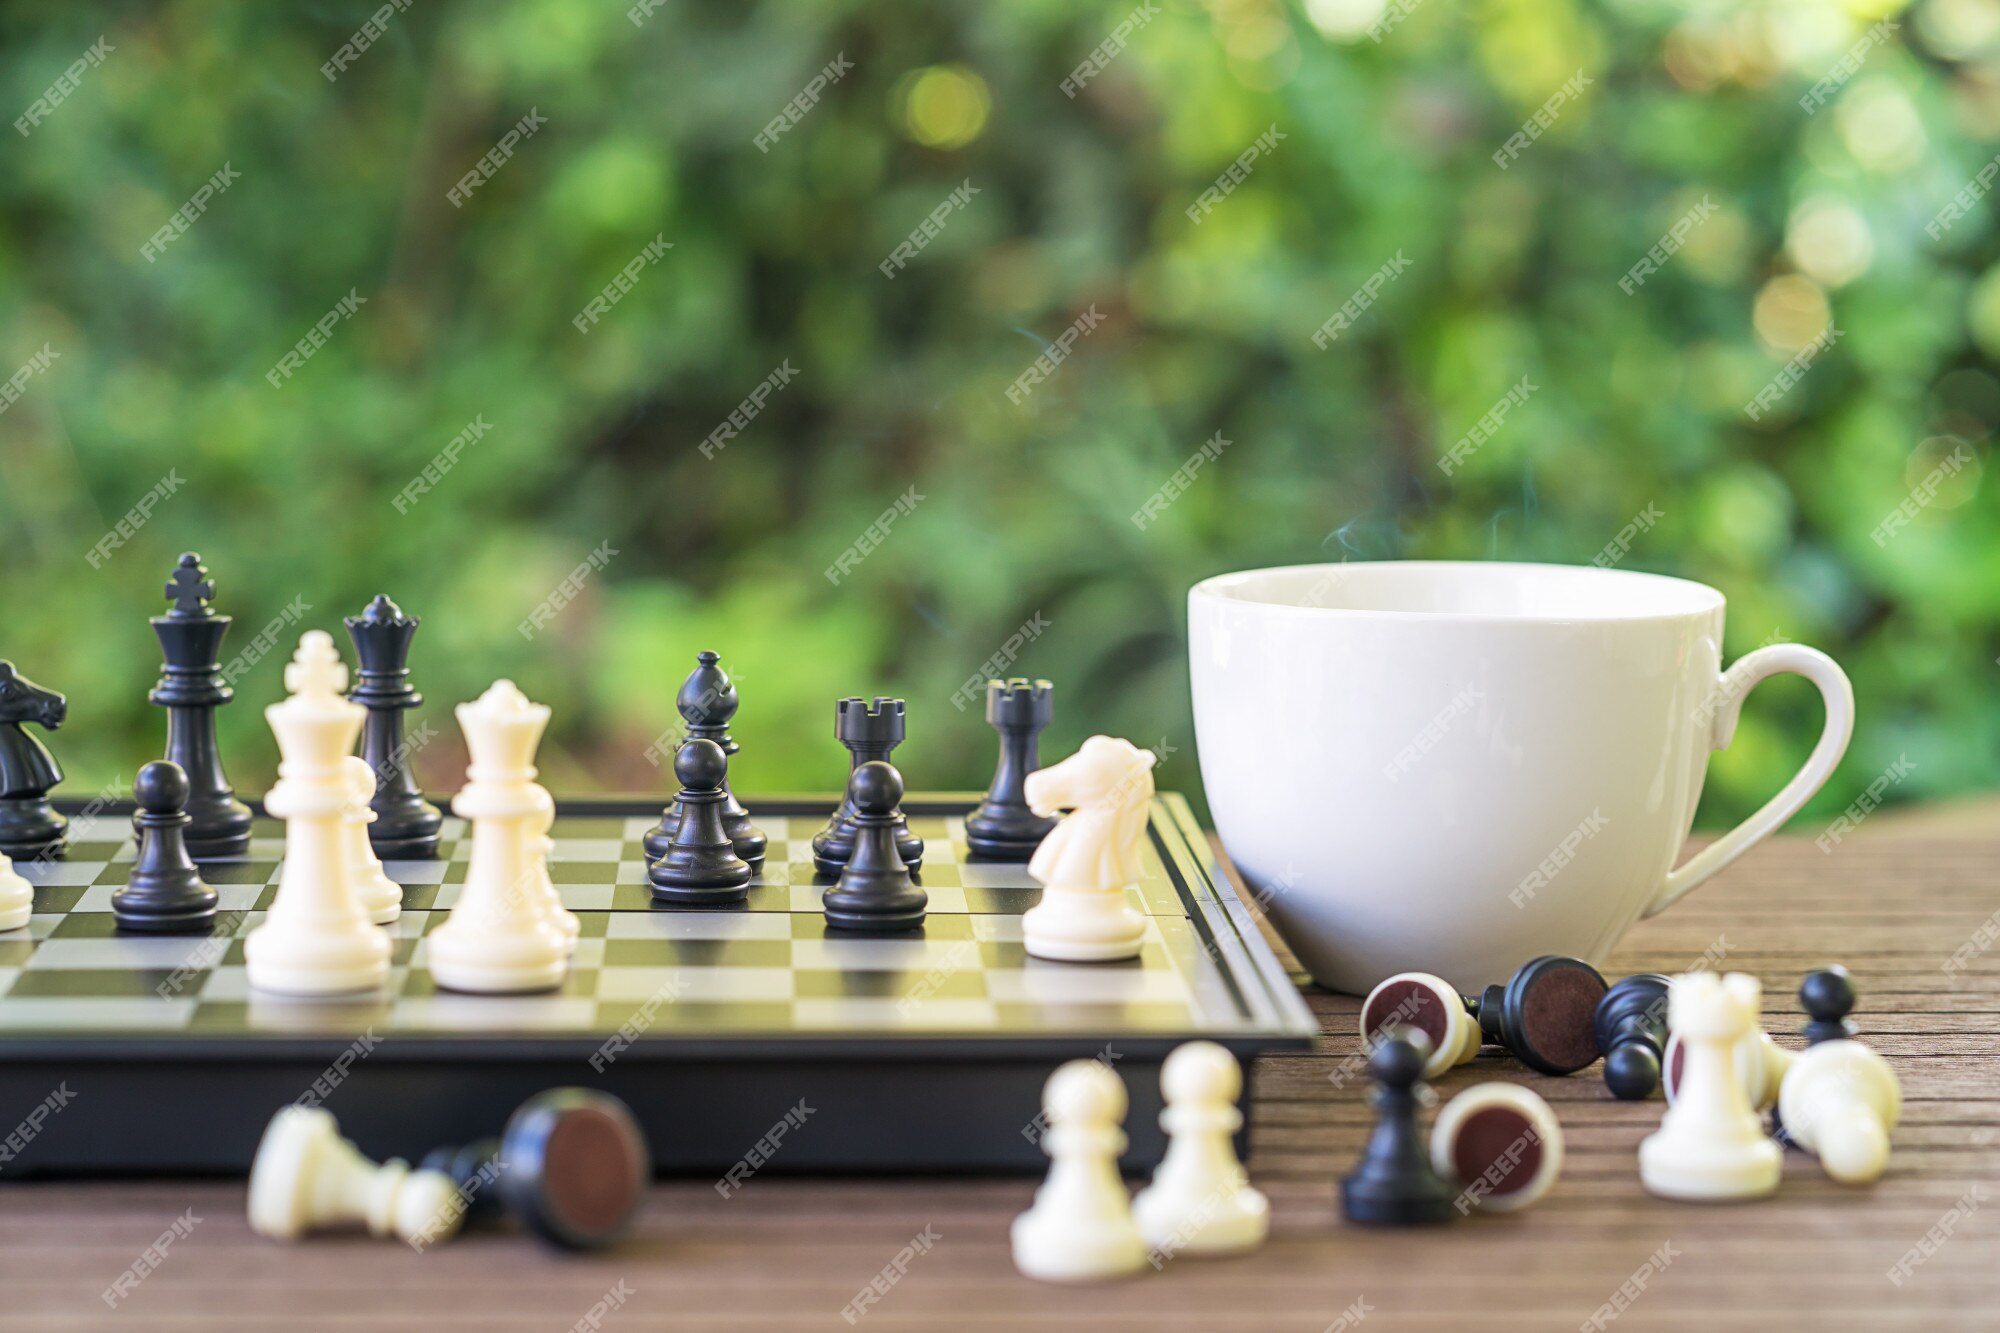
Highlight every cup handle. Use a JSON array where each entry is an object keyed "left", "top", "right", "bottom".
[{"left": 1642, "top": 643, "right": 1855, "bottom": 919}]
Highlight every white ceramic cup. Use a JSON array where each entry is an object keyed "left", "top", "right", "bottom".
[{"left": 1188, "top": 561, "right": 1854, "bottom": 995}]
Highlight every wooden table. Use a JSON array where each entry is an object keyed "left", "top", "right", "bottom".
[{"left": 3, "top": 831, "right": 1994, "bottom": 1331}]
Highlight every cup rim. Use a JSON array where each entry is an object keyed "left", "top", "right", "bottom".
[{"left": 1188, "top": 560, "right": 1727, "bottom": 624}]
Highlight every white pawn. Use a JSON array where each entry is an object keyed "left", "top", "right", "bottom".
[
  {"left": 0, "top": 854, "right": 32, "bottom": 932},
  {"left": 525, "top": 788, "right": 580, "bottom": 954},
  {"left": 248, "top": 1106, "right": 462, "bottom": 1245},
  {"left": 1778, "top": 1039, "right": 1901, "bottom": 1185},
  {"left": 1664, "top": 1023, "right": 1796, "bottom": 1111},
  {"left": 1639, "top": 972, "right": 1782, "bottom": 1201},
  {"left": 1012, "top": 1060, "right": 1147, "bottom": 1281},
  {"left": 426, "top": 681, "right": 568, "bottom": 993},
  {"left": 342, "top": 757, "right": 402, "bottom": 926},
  {"left": 1134, "top": 1042, "right": 1268, "bottom": 1257},
  {"left": 1022, "top": 736, "right": 1154, "bottom": 963},
  {"left": 245, "top": 632, "right": 390, "bottom": 996}
]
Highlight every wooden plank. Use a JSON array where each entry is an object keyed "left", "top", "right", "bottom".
[{"left": 0, "top": 832, "right": 1994, "bottom": 1331}]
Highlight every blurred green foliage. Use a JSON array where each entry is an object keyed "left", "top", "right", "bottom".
[{"left": 0, "top": 0, "right": 1994, "bottom": 829}]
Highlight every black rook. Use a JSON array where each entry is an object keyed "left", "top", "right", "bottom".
[{"left": 964, "top": 678, "right": 1056, "bottom": 861}]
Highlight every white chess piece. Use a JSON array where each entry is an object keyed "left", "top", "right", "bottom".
[
  {"left": 1778, "top": 1039, "right": 1901, "bottom": 1185},
  {"left": 426, "top": 681, "right": 568, "bottom": 993},
  {"left": 1133, "top": 1042, "right": 1269, "bottom": 1256},
  {"left": 248, "top": 1106, "right": 462, "bottom": 1245},
  {"left": 1664, "top": 1023, "right": 1796, "bottom": 1111},
  {"left": 1021, "top": 736, "right": 1153, "bottom": 963},
  {"left": 1639, "top": 972, "right": 1782, "bottom": 1201},
  {"left": 0, "top": 854, "right": 32, "bottom": 932},
  {"left": 1012, "top": 1059, "right": 1148, "bottom": 1281},
  {"left": 526, "top": 787, "right": 580, "bottom": 954},
  {"left": 342, "top": 756, "right": 402, "bottom": 926},
  {"left": 1361, "top": 972, "right": 1482, "bottom": 1078},
  {"left": 245, "top": 633, "right": 391, "bottom": 995}
]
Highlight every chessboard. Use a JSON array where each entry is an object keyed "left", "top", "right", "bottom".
[{"left": 0, "top": 792, "right": 1313, "bottom": 1176}]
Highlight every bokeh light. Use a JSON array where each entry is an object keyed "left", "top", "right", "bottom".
[{"left": 893, "top": 65, "right": 991, "bottom": 151}]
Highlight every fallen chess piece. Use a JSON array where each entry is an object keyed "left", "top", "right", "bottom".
[
  {"left": 1133, "top": 1041, "right": 1268, "bottom": 1258},
  {"left": 1021, "top": 736, "right": 1154, "bottom": 963},
  {"left": 1777, "top": 1033, "right": 1900, "bottom": 1185},
  {"left": 1594, "top": 973, "right": 1671, "bottom": 1100},
  {"left": 250, "top": 1090, "right": 649, "bottom": 1251},
  {"left": 0, "top": 660, "right": 69, "bottom": 860},
  {"left": 113, "top": 761, "right": 218, "bottom": 934},
  {"left": 1341, "top": 1031, "right": 1456, "bottom": 1226},
  {"left": 1430, "top": 1082, "right": 1564, "bottom": 1214},
  {"left": 1639, "top": 972, "right": 1782, "bottom": 1201},
  {"left": 1012, "top": 1058, "right": 1148, "bottom": 1281},
  {"left": 1360, "top": 955, "right": 1608, "bottom": 1078},
  {"left": 419, "top": 1088, "right": 651, "bottom": 1250},
  {"left": 249, "top": 1106, "right": 463, "bottom": 1245}
]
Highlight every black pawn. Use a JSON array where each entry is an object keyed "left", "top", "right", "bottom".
[
  {"left": 0, "top": 660, "right": 69, "bottom": 859},
  {"left": 114, "top": 762, "right": 218, "bottom": 934},
  {"left": 149, "top": 553, "right": 253, "bottom": 859},
  {"left": 811, "top": 697, "right": 923, "bottom": 875},
  {"left": 420, "top": 1088, "right": 650, "bottom": 1251},
  {"left": 964, "top": 679, "right": 1057, "bottom": 861},
  {"left": 823, "top": 762, "right": 927, "bottom": 932},
  {"left": 648, "top": 740, "right": 752, "bottom": 904},
  {"left": 344, "top": 595, "right": 443, "bottom": 859},
  {"left": 1341, "top": 1032, "right": 1456, "bottom": 1226},
  {"left": 642, "top": 652, "right": 766, "bottom": 866},
  {"left": 1470, "top": 954, "right": 1608, "bottom": 1076},
  {"left": 1595, "top": 974, "right": 1672, "bottom": 1100},
  {"left": 1800, "top": 966, "right": 1858, "bottom": 1045}
]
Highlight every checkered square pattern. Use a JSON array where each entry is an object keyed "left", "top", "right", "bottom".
[{"left": 0, "top": 802, "right": 1262, "bottom": 1041}]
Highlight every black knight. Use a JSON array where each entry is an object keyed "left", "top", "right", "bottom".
[{"left": 0, "top": 661, "right": 68, "bottom": 859}]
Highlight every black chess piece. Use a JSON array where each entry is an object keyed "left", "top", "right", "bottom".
[
  {"left": 419, "top": 1088, "right": 650, "bottom": 1251},
  {"left": 344, "top": 595, "right": 443, "bottom": 859},
  {"left": 642, "top": 651, "right": 766, "bottom": 866},
  {"left": 150, "top": 554, "right": 254, "bottom": 858},
  {"left": 1800, "top": 966, "right": 1858, "bottom": 1045},
  {"left": 113, "top": 761, "right": 218, "bottom": 933},
  {"left": 1360, "top": 954, "right": 1608, "bottom": 1077},
  {"left": 1595, "top": 973, "right": 1672, "bottom": 1100},
  {"left": 823, "top": 762, "right": 928, "bottom": 932},
  {"left": 647, "top": 739, "right": 752, "bottom": 904},
  {"left": 811, "top": 697, "right": 923, "bottom": 875},
  {"left": 963, "top": 678, "right": 1057, "bottom": 861},
  {"left": 0, "top": 661, "right": 68, "bottom": 860},
  {"left": 1340, "top": 1031, "right": 1456, "bottom": 1226}
]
